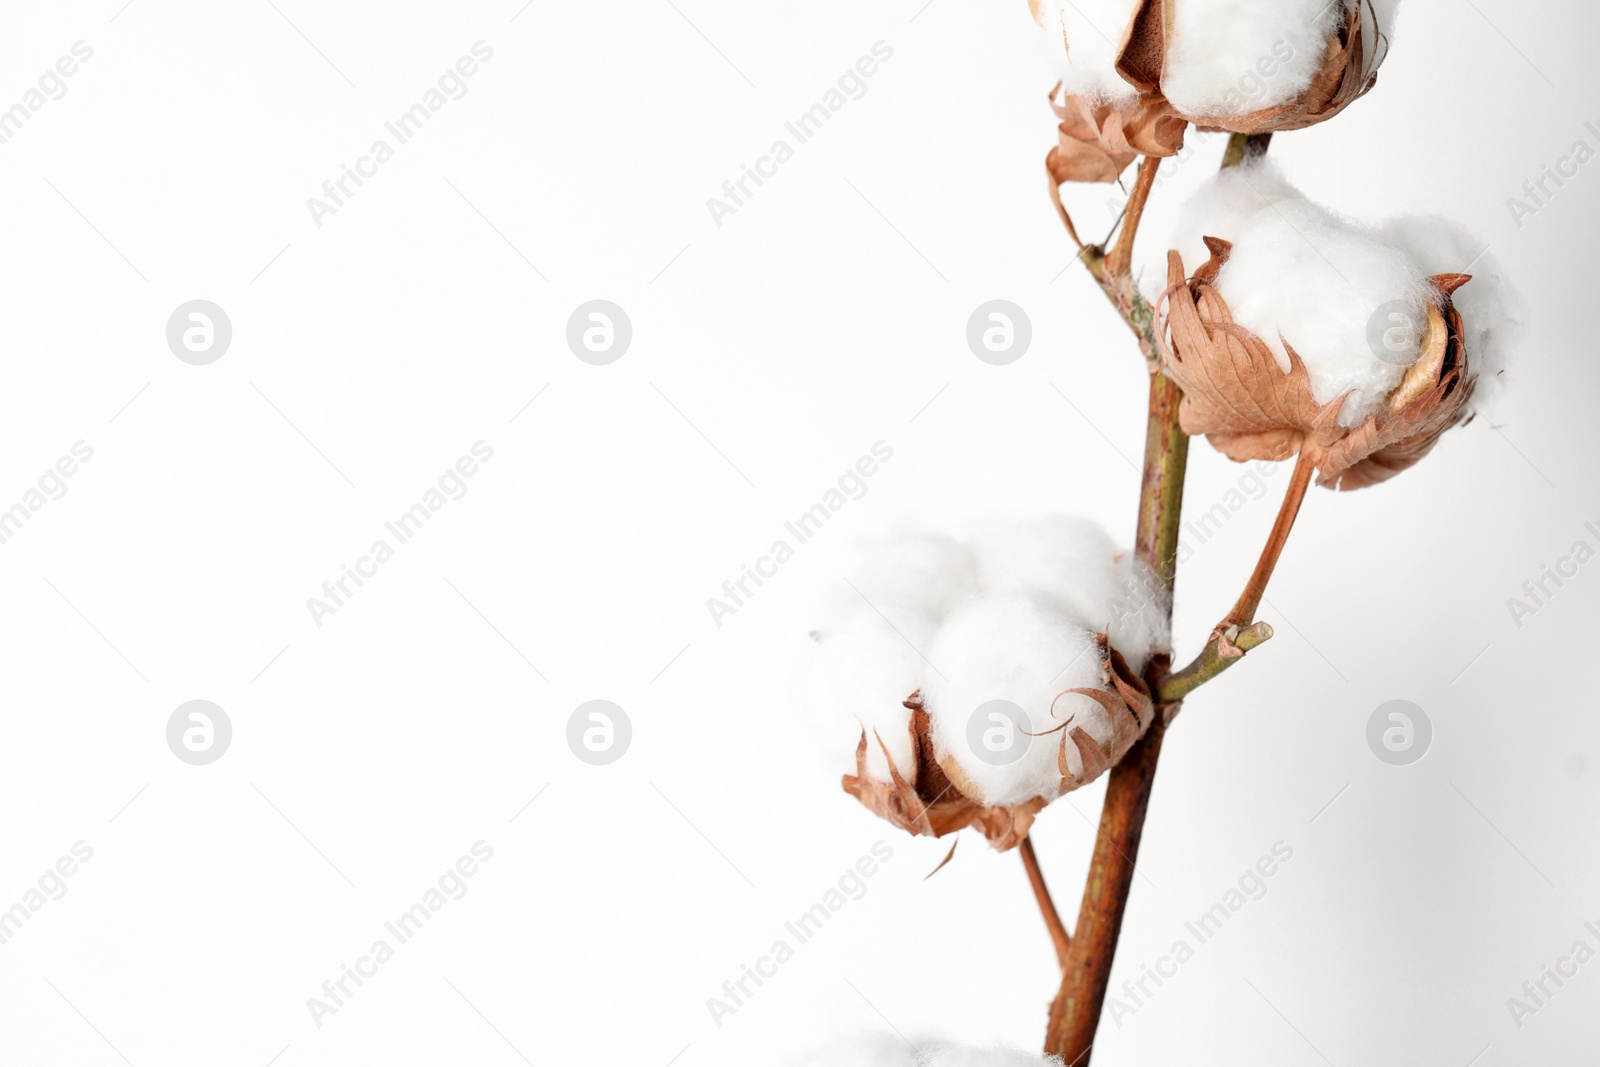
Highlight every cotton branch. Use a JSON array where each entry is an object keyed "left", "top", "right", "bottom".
[
  {"left": 1156, "top": 621, "right": 1274, "bottom": 704},
  {"left": 1019, "top": 838, "right": 1071, "bottom": 970}
]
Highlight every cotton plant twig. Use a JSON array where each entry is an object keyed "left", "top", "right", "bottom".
[
  {"left": 1156, "top": 620, "right": 1274, "bottom": 704},
  {"left": 1160, "top": 413, "right": 1316, "bottom": 697},
  {"left": 1019, "top": 837, "right": 1071, "bottom": 970},
  {"left": 1104, "top": 155, "right": 1160, "bottom": 280},
  {"left": 1220, "top": 447, "right": 1315, "bottom": 631}
]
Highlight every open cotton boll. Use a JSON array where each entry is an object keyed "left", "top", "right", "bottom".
[
  {"left": 922, "top": 594, "right": 1104, "bottom": 808},
  {"left": 808, "top": 610, "right": 928, "bottom": 782},
  {"left": 836, "top": 531, "right": 979, "bottom": 635},
  {"left": 1159, "top": 0, "right": 1343, "bottom": 117},
  {"left": 970, "top": 516, "right": 1166, "bottom": 670},
  {"left": 1214, "top": 197, "right": 1435, "bottom": 426},
  {"left": 1033, "top": 0, "right": 1143, "bottom": 105},
  {"left": 1379, "top": 213, "right": 1525, "bottom": 413},
  {"left": 793, "top": 1033, "right": 1062, "bottom": 1066}
]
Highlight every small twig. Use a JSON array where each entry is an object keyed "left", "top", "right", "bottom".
[
  {"left": 1105, "top": 156, "right": 1160, "bottom": 279},
  {"left": 1221, "top": 448, "right": 1316, "bottom": 630},
  {"left": 1020, "top": 837, "right": 1071, "bottom": 970},
  {"left": 1157, "top": 621, "right": 1274, "bottom": 704}
]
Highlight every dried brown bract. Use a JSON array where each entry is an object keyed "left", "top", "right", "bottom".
[{"left": 1047, "top": 83, "right": 1186, "bottom": 187}]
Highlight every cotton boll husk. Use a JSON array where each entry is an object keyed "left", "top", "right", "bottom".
[
  {"left": 922, "top": 594, "right": 1105, "bottom": 807},
  {"left": 1159, "top": 0, "right": 1342, "bottom": 117},
  {"left": 1033, "top": 0, "right": 1142, "bottom": 105},
  {"left": 792, "top": 1033, "right": 1062, "bottom": 1066},
  {"left": 1379, "top": 213, "right": 1525, "bottom": 416},
  {"left": 806, "top": 609, "right": 927, "bottom": 782},
  {"left": 1216, "top": 198, "right": 1434, "bottom": 426}
]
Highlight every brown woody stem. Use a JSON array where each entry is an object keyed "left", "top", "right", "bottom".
[
  {"left": 1020, "top": 837, "right": 1072, "bottom": 971},
  {"left": 1220, "top": 447, "right": 1315, "bottom": 630}
]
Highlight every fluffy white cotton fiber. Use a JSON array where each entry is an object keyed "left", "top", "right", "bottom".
[
  {"left": 793, "top": 1033, "right": 1062, "bottom": 1066},
  {"left": 1379, "top": 213, "right": 1524, "bottom": 414},
  {"left": 922, "top": 593, "right": 1103, "bottom": 807},
  {"left": 1033, "top": 0, "right": 1143, "bottom": 105},
  {"left": 972, "top": 516, "right": 1169, "bottom": 671},
  {"left": 809, "top": 610, "right": 928, "bottom": 782},
  {"left": 835, "top": 531, "right": 979, "bottom": 634},
  {"left": 1153, "top": 159, "right": 1470, "bottom": 427},
  {"left": 808, "top": 517, "right": 1167, "bottom": 802}
]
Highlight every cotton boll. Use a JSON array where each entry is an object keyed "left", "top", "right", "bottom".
[
  {"left": 807, "top": 610, "right": 928, "bottom": 782},
  {"left": 1216, "top": 198, "right": 1434, "bottom": 426},
  {"left": 1033, "top": 0, "right": 1143, "bottom": 105},
  {"left": 1378, "top": 213, "right": 1525, "bottom": 415},
  {"left": 922, "top": 594, "right": 1104, "bottom": 807},
  {"left": 1160, "top": 0, "right": 1342, "bottom": 117}
]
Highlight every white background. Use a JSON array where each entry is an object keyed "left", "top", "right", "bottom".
[{"left": 0, "top": 1, "right": 1595, "bottom": 1065}]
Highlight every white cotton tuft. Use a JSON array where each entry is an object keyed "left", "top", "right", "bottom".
[
  {"left": 1157, "top": 159, "right": 1441, "bottom": 427},
  {"left": 1032, "top": 0, "right": 1143, "bottom": 105},
  {"left": 1104, "top": 553, "right": 1171, "bottom": 671},
  {"left": 837, "top": 531, "right": 979, "bottom": 634},
  {"left": 793, "top": 1032, "right": 1063, "bottom": 1066},
  {"left": 808, "top": 532, "right": 976, "bottom": 781},
  {"left": 971, "top": 515, "right": 1168, "bottom": 670},
  {"left": 806, "top": 610, "right": 925, "bottom": 782},
  {"left": 1378, "top": 213, "right": 1525, "bottom": 416},
  {"left": 1154, "top": 157, "right": 1304, "bottom": 282},
  {"left": 922, "top": 594, "right": 1103, "bottom": 808},
  {"left": 1159, "top": 0, "right": 1343, "bottom": 117}
]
